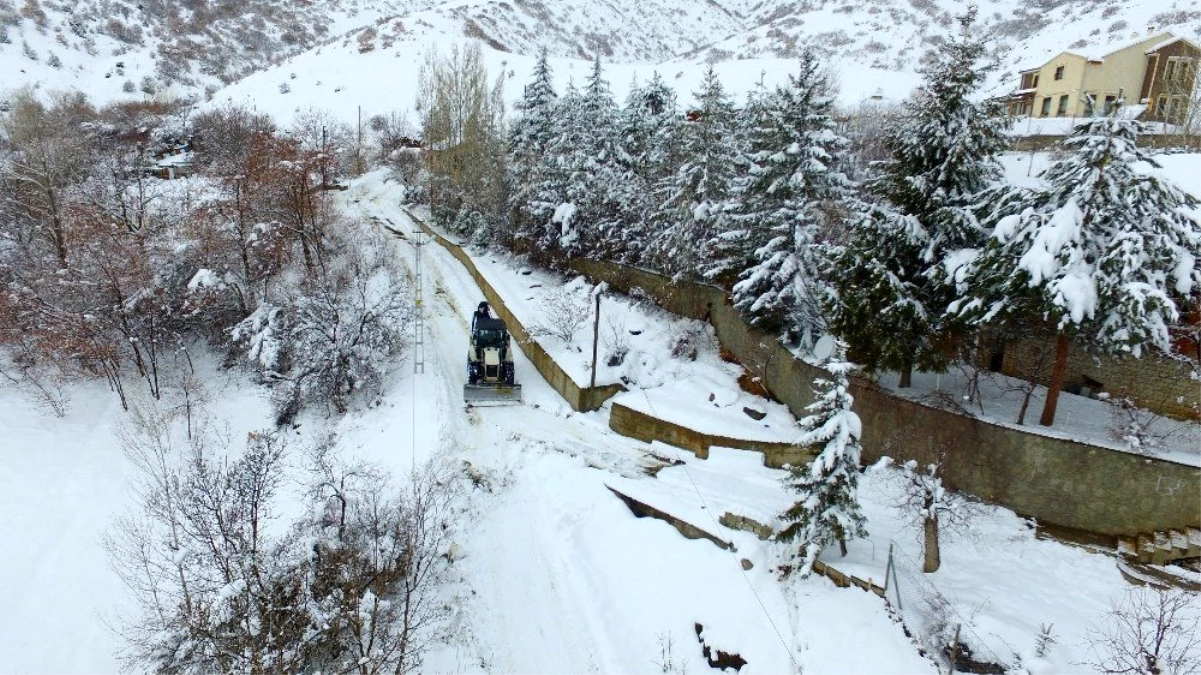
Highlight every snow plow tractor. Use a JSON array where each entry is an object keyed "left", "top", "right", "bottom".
[{"left": 464, "top": 302, "right": 522, "bottom": 405}]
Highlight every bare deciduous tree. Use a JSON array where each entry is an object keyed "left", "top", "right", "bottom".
[
  {"left": 107, "top": 404, "right": 457, "bottom": 674},
  {"left": 416, "top": 42, "right": 507, "bottom": 230},
  {"left": 526, "top": 284, "right": 591, "bottom": 344},
  {"left": 0, "top": 88, "right": 95, "bottom": 269},
  {"left": 1087, "top": 587, "right": 1201, "bottom": 675},
  {"left": 890, "top": 454, "right": 983, "bottom": 573}
]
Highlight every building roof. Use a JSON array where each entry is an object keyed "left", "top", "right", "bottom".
[
  {"left": 1061, "top": 31, "right": 1174, "bottom": 62},
  {"left": 1145, "top": 35, "right": 1201, "bottom": 54}
]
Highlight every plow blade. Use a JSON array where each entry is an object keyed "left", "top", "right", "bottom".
[{"left": 464, "top": 383, "right": 523, "bottom": 406}]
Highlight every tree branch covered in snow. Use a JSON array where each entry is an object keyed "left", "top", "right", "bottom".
[{"left": 106, "top": 404, "right": 457, "bottom": 674}]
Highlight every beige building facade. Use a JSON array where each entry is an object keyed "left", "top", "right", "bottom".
[{"left": 1006, "top": 32, "right": 1199, "bottom": 124}]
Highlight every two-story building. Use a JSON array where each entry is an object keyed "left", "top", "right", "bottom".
[{"left": 1006, "top": 31, "right": 1199, "bottom": 125}]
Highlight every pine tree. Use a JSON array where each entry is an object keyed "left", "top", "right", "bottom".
[
  {"left": 950, "top": 112, "right": 1201, "bottom": 426},
  {"left": 778, "top": 339, "right": 867, "bottom": 577},
  {"left": 619, "top": 72, "right": 683, "bottom": 262},
  {"left": 508, "top": 47, "right": 557, "bottom": 251},
  {"left": 724, "top": 50, "right": 852, "bottom": 340},
  {"left": 655, "top": 65, "right": 739, "bottom": 278},
  {"left": 552, "top": 58, "right": 633, "bottom": 260},
  {"left": 829, "top": 9, "right": 1010, "bottom": 386},
  {"left": 704, "top": 81, "right": 772, "bottom": 284}
]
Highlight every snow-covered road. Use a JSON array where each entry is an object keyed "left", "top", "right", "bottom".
[
  {"left": 339, "top": 172, "right": 932, "bottom": 675},
  {"left": 0, "top": 171, "right": 934, "bottom": 674}
]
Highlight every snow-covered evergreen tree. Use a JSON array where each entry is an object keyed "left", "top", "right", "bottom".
[
  {"left": 703, "top": 81, "right": 773, "bottom": 284},
  {"left": 621, "top": 72, "right": 681, "bottom": 188},
  {"left": 950, "top": 112, "right": 1201, "bottom": 426},
  {"left": 619, "top": 72, "right": 682, "bottom": 260},
  {"left": 508, "top": 47, "right": 557, "bottom": 251},
  {"left": 551, "top": 58, "right": 636, "bottom": 260},
  {"left": 778, "top": 339, "right": 867, "bottom": 576},
  {"left": 722, "top": 50, "right": 852, "bottom": 340},
  {"left": 829, "top": 9, "right": 1009, "bottom": 386},
  {"left": 523, "top": 81, "right": 578, "bottom": 259},
  {"left": 654, "top": 65, "right": 739, "bottom": 278}
]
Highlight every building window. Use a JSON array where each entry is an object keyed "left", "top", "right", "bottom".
[
  {"left": 1041, "top": 97, "right": 1052, "bottom": 116},
  {"left": 1156, "top": 96, "right": 1168, "bottom": 118},
  {"left": 1054, "top": 65, "right": 1065, "bottom": 80},
  {"left": 1168, "top": 96, "right": 1185, "bottom": 123},
  {"left": 1057, "top": 94, "right": 1070, "bottom": 116},
  {"left": 1104, "top": 95, "right": 1117, "bottom": 114},
  {"left": 1165, "top": 58, "right": 1195, "bottom": 83}
]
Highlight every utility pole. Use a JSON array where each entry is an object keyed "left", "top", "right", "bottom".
[
  {"left": 589, "top": 293, "right": 601, "bottom": 389},
  {"left": 413, "top": 230, "right": 426, "bottom": 374},
  {"left": 356, "top": 105, "right": 364, "bottom": 176},
  {"left": 320, "top": 125, "right": 328, "bottom": 189}
]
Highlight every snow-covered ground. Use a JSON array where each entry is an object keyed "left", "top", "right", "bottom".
[
  {"left": 1, "top": 171, "right": 1195, "bottom": 674},
  {"left": 621, "top": 448, "right": 1143, "bottom": 675},
  {"left": 874, "top": 367, "right": 1201, "bottom": 467},
  {"left": 0, "top": 355, "right": 274, "bottom": 673}
]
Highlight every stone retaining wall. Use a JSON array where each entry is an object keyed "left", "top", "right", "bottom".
[
  {"left": 565, "top": 258, "right": 1201, "bottom": 537},
  {"left": 1000, "top": 337, "right": 1199, "bottom": 421},
  {"left": 412, "top": 214, "right": 624, "bottom": 412},
  {"left": 610, "top": 402, "right": 814, "bottom": 469}
]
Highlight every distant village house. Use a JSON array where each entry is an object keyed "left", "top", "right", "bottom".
[{"left": 1005, "top": 31, "right": 1199, "bottom": 125}]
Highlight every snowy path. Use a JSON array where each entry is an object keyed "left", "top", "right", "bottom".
[{"left": 342, "top": 173, "right": 932, "bottom": 675}]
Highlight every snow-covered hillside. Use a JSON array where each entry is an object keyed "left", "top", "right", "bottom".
[
  {"left": 0, "top": 0, "right": 436, "bottom": 101},
  {"left": 201, "top": 32, "right": 922, "bottom": 128},
  {"left": 3, "top": 0, "right": 1199, "bottom": 113}
]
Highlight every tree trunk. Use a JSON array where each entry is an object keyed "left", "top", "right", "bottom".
[
  {"left": 922, "top": 514, "right": 941, "bottom": 573},
  {"left": 899, "top": 363, "right": 913, "bottom": 389},
  {"left": 1016, "top": 382, "right": 1033, "bottom": 425},
  {"left": 838, "top": 537, "right": 848, "bottom": 557},
  {"left": 1039, "top": 332, "right": 1071, "bottom": 426}
]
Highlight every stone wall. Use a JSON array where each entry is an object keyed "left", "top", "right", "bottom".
[
  {"left": 565, "top": 258, "right": 1201, "bottom": 537},
  {"left": 1000, "top": 337, "right": 1200, "bottom": 421},
  {"left": 414, "top": 216, "right": 624, "bottom": 412},
  {"left": 609, "top": 403, "right": 814, "bottom": 469},
  {"left": 1009, "top": 133, "right": 1201, "bottom": 152}
]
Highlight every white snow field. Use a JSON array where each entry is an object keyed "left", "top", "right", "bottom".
[{"left": 4, "top": 169, "right": 1193, "bottom": 673}]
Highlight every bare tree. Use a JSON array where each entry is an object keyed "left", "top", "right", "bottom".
[
  {"left": 241, "top": 241, "right": 412, "bottom": 420},
  {"left": 416, "top": 42, "right": 507, "bottom": 229},
  {"left": 1153, "top": 58, "right": 1201, "bottom": 147},
  {"left": 106, "top": 406, "right": 308, "bottom": 674},
  {"left": 303, "top": 442, "right": 458, "bottom": 674},
  {"left": 526, "top": 285, "right": 591, "bottom": 343},
  {"left": 0, "top": 88, "right": 95, "bottom": 269},
  {"left": 1087, "top": 587, "right": 1201, "bottom": 675},
  {"left": 107, "top": 404, "right": 457, "bottom": 674},
  {"left": 890, "top": 454, "right": 983, "bottom": 573}
]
